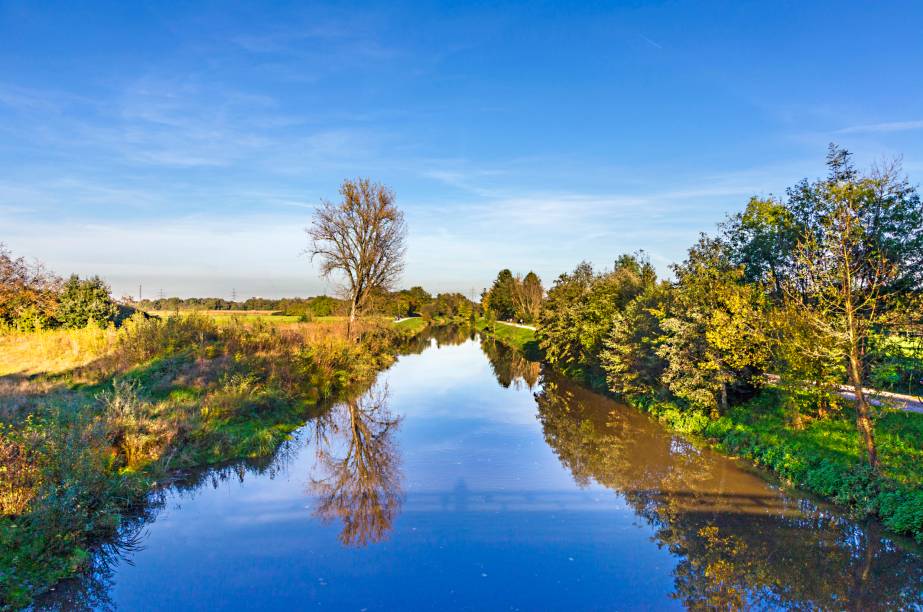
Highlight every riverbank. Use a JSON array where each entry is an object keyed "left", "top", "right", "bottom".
[
  {"left": 487, "top": 322, "right": 923, "bottom": 544},
  {"left": 476, "top": 320, "right": 542, "bottom": 360},
  {"left": 0, "top": 314, "right": 425, "bottom": 607}
]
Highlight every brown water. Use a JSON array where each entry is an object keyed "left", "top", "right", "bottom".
[{"left": 39, "top": 326, "right": 923, "bottom": 610}]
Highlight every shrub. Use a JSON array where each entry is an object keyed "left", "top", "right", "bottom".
[{"left": 56, "top": 275, "right": 119, "bottom": 329}]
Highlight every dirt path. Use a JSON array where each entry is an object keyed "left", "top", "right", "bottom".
[
  {"left": 839, "top": 387, "right": 923, "bottom": 414},
  {"left": 766, "top": 374, "right": 923, "bottom": 414}
]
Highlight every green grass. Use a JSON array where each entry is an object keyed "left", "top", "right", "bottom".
[
  {"left": 149, "top": 310, "right": 308, "bottom": 325},
  {"left": 205, "top": 313, "right": 303, "bottom": 324},
  {"left": 635, "top": 388, "right": 923, "bottom": 543},
  {"left": 476, "top": 320, "right": 541, "bottom": 360},
  {"left": 393, "top": 317, "right": 427, "bottom": 334}
]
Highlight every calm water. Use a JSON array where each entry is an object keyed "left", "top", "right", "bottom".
[{"left": 40, "top": 327, "right": 923, "bottom": 610}]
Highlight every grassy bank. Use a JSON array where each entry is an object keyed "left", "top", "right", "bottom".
[
  {"left": 637, "top": 390, "right": 923, "bottom": 543},
  {"left": 485, "top": 320, "right": 923, "bottom": 543},
  {"left": 476, "top": 320, "right": 541, "bottom": 360},
  {"left": 393, "top": 316, "right": 428, "bottom": 334},
  {"left": 0, "top": 314, "right": 423, "bottom": 607}
]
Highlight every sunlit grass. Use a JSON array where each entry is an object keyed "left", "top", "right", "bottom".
[
  {"left": 394, "top": 317, "right": 427, "bottom": 333},
  {"left": 0, "top": 326, "right": 118, "bottom": 376},
  {"left": 477, "top": 319, "right": 541, "bottom": 359}
]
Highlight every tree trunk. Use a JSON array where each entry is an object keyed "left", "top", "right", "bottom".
[
  {"left": 848, "top": 352, "right": 879, "bottom": 471},
  {"left": 347, "top": 297, "right": 357, "bottom": 341}
]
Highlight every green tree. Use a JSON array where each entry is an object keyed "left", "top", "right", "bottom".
[
  {"left": 421, "top": 292, "right": 475, "bottom": 320},
  {"left": 404, "top": 286, "right": 433, "bottom": 316},
  {"left": 56, "top": 274, "right": 119, "bottom": 329},
  {"left": 539, "top": 256, "right": 655, "bottom": 388},
  {"left": 783, "top": 146, "right": 923, "bottom": 470},
  {"left": 770, "top": 302, "right": 845, "bottom": 425},
  {"left": 722, "top": 196, "right": 801, "bottom": 298},
  {"left": 600, "top": 281, "right": 672, "bottom": 398},
  {"left": 485, "top": 269, "right": 517, "bottom": 320},
  {"left": 658, "top": 237, "right": 771, "bottom": 414},
  {"left": 537, "top": 262, "right": 593, "bottom": 374}
]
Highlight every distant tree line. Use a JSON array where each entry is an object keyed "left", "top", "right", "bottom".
[
  {"left": 135, "top": 287, "right": 476, "bottom": 320},
  {"left": 136, "top": 295, "right": 344, "bottom": 317}
]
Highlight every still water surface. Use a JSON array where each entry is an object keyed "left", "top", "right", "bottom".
[{"left": 43, "top": 327, "right": 923, "bottom": 610}]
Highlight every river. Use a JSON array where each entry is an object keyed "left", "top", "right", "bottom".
[{"left": 38, "top": 326, "right": 923, "bottom": 610}]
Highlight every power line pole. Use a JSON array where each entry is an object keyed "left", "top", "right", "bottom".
[
  {"left": 232, "top": 288, "right": 237, "bottom": 302},
  {"left": 138, "top": 282, "right": 142, "bottom": 302}
]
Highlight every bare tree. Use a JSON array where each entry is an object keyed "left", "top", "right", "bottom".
[
  {"left": 307, "top": 179, "right": 407, "bottom": 339},
  {"left": 512, "top": 271, "right": 543, "bottom": 323}
]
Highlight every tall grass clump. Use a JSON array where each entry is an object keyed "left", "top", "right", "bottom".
[{"left": 0, "top": 325, "right": 117, "bottom": 377}]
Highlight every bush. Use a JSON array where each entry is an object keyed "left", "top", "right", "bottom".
[{"left": 56, "top": 275, "right": 119, "bottom": 329}]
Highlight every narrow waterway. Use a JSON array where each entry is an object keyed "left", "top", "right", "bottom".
[{"left": 40, "top": 327, "right": 923, "bottom": 610}]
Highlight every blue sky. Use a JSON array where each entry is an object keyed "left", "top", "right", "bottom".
[{"left": 2, "top": 1, "right": 922, "bottom": 299}]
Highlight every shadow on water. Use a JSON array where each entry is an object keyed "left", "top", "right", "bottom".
[
  {"left": 535, "top": 371, "right": 923, "bottom": 610},
  {"left": 36, "top": 326, "right": 923, "bottom": 610}
]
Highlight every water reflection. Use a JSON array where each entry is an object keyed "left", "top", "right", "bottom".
[
  {"left": 308, "top": 385, "right": 402, "bottom": 546},
  {"left": 480, "top": 337, "right": 541, "bottom": 390},
  {"left": 399, "top": 323, "right": 474, "bottom": 355},
  {"left": 33, "top": 327, "right": 923, "bottom": 610},
  {"left": 535, "top": 372, "right": 923, "bottom": 610},
  {"left": 35, "top": 439, "right": 307, "bottom": 611}
]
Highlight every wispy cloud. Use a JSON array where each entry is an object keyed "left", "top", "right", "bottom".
[
  {"left": 639, "top": 33, "right": 663, "bottom": 49},
  {"left": 836, "top": 120, "right": 923, "bottom": 134}
]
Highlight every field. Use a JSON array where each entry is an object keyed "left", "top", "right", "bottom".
[
  {"left": 0, "top": 325, "right": 117, "bottom": 377},
  {"left": 147, "top": 310, "right": 311, "bottom": 324},
  {"left": 144, "top": 310, "right": 419, "bottom": 327}
]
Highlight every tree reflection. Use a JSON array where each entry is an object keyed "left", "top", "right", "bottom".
[
  {"left": 309, "top": 385, "right": 403, "bottom": 546},
  {"left": 480, "top": 337, "right": 541, "bottom": 390},
  {"left": 397, "top": 324, "right": 474, "bottom": 356},
  {"left": 535, "top": 371, "right": 923, "bottom": 610}
]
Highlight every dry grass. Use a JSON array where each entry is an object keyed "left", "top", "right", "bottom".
[
  {"left": 147, "top": 309, "right": 280, "bottom": 316},
  {"left": 0, "top": 430, "right": 38, "bottom": 515},
  {"left": 0, "top": 326, "right": 118, "bottom": 376}
]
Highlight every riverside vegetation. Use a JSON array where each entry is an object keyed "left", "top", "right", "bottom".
[
  {"left": 482, "top": 146, "right": 923, "bottom": 544},
  {"left": 0, "top": 311, "right": 421, "bottom": 607}
]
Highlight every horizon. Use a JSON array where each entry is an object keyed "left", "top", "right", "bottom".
[{"left": 3, "top": 1, "right": 923, "bottom": 298}]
